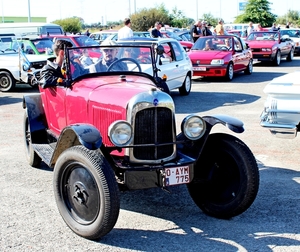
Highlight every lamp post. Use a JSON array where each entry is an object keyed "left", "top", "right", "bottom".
[
  {"left": 28, "top": 0, "right": 31, "bottom": 22},
  {"left": 196, "top": 0, "right": 198, "bottom": 20}
]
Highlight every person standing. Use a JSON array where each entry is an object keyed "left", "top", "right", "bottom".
[
  {"left": 151, "top": 22, "right": 163, "bottom": 38},
  {"left": 118, "top": 18, "right": 133, "bottom": 40},
  {"left": 247, "top": 22, "right": 255, "bottom": 36},
  {"left": 215, "top": 19, "right": 224, "bottom": 35},
  {"left": 191, "top": 20, "right": 202, "bottom": 42},
  {"left": 201, "top": 21, "right": 212, "bottom": 36}
]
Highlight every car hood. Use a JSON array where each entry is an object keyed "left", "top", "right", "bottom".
[
  {"left": 264, "top": 71, "right": 300, "bottom": 96},
  {"left": 188, "top": 50, "right": 229, "bottom": 60},
  {"left": 246, "top": 40, "right": 276, "bottom": 48},
  {"left": 76, "top": 75, "right": 158, "bottom": 109},
  {"left": 25, "top": 54, "right": 49, "bottom": 62}
]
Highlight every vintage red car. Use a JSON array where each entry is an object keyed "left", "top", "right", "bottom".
[
  {"left": 245, "top": 31, "right": 294, "bottom": 65},
  {"left": 187, "top": 35, "right": 253, "bottom": 81},
  {"left": 22, "top": 43, "right": 259, "bottom": 240}
]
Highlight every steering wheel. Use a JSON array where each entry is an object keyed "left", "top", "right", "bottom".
[
  {"left": 107, "top": 58, "right": 142, "bottom": 72},
  {"left": 219, "top": 46, "right": 229, "bottom": 51}
]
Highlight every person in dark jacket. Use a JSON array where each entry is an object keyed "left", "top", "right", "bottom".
[
  {"left": 39, "top": 40, "right": 73, "bottom": 88},
  {"left": 39, "top": 40, "right": 86, "bottom": 88},
  {"left": 201, "top": 21, "right": 212, "bottom": 36},
  {"left": 151, "top": 22, "right": 162, "bottom": 38}
]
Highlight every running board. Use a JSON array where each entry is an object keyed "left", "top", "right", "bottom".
[{"left": 32, "top": 143, "right": 56, "bottom": 166}]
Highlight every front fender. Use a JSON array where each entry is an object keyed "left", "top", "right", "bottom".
[
  {"left": 177, "top": 114, "right": 244, "bottom": 160},
  {"left": 50, "top": 124, "right": 102, "bottom": 167},
  {"left": 203, "top": 114, "right": 244, "bottom": 133}
]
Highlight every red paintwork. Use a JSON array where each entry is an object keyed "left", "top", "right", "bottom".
[
  {"left": 187, "top": 35, "right": 252, "bottom": 78},
  {"left": 39, "top": 75, "right": 156, "bottom": 154},
  {"left": 245, "top": 31, "right": 294, "bottom": 61}
]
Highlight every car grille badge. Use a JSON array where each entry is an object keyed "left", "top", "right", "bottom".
[
  {"left": 153, "top": 98, "right": 158, "bottom": 106},
  {"left": 196, "top": 60, "right": 200, "bottom": 65}
]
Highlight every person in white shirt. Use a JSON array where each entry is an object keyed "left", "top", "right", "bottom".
[
  {"left": 118, "top": 18, "right": 133, "bottom": 40},
  {"left": 247, "top": 22, "right": 255, "bottom": 36}
]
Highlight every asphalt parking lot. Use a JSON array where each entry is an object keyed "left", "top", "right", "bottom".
[{"left": 1, "top": 58, "right": 300, "bottom": 251}]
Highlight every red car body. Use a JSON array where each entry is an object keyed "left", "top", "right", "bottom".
[
  {"left": 187, "top": 35, "right": 253, "bottom": 81},
  {"left": 245, "top": 31, "right": 294, "bottom": 65}
]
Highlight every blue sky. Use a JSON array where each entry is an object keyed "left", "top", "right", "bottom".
[{"left": 0, "top": 0, "right": 298, "bottom": 24}]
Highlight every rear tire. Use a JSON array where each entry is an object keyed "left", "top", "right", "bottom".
[
  {"left": 244, "top": 59, "right": 253, "bottom": 75},
  {"left": 23, "top": 110, "right": 41, "bottom": 168},
  {"left": 179, "top": 74, "right": 191, "bottom": 95},
  {"left": 286, "top": 48, "right": 294, "bottom": 61},
  {"left": 187, "top": 133, "right": 259, "bottom": 219},
  {"left": 0, "top": 71, "right": 16, "bottom": 92},
  {"left": 273, "top": 50, "right": 281, "bottom": 66},
  {"left": 53, "top": 146, "right": 120, "bottom": 240}
]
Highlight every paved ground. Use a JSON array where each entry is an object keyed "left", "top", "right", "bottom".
[{"left": 1, "top": 59, "right": 300, "bottom": 251}]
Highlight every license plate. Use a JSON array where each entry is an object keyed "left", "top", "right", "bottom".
[
  {"left": 253, "top": 58, "right": 258, "bottom": 62},
  {"left": 164, "top": 166, "right": 190, "bottom": 186},
  {"left": 193, "top": 67, "right": 206, "bottom": 71}
]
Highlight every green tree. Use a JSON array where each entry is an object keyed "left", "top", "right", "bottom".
[
  {"left": 277, "top": 10, "right": 300, "bottom": 27},
  {"left": 201, "top": 13, "right": 219, "bottom": 27},
  {"left": 129, "top": 4, "right": 171, "bottom": 31},
  {"left": 234, "top": 0, "right": 276, "bottom": 27},
  {"left": 52, "top": 17, "right": 82, "bottom": 34},
  {"left": 169, "top": 7, "right": 190, "bottom": 28}
]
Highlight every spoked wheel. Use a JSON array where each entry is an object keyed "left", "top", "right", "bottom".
[
  {"left": 179, "top": 74, "right": 191, "bottom": 95},
  {"left": 187, "top": 133, "right": 259, "bottom": 219},
  {"left": 23, "top": 110, "right": 41, "bottom": 167},
  {"left": 53, "top": 146, "right": 120, "bottom": 240}
]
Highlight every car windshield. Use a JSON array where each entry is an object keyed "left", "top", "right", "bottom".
[
  {"left": 191, "top": 36, "right": 233, "bottom": 51},
  {"left": 31, "top": 39, "right": 54, "bottom": 54},
  {"left": 65, "top": 44, "right": 155, "bottom": 81},
  {"left": 0, "top": 35, "right": 18, "bottom": 54},
  {"left": 280, "top": 29, "right": 300, "bottom": 38},
  {"left": 247, "top": 32, "right": 278, "bottom": 41},
  {"left": 165, "top": 31, "right": 182, "bottom": 41}
]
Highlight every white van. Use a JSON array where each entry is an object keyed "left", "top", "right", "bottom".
[{"left": 0, "top": 22, "right": 64, "bottom": 36}]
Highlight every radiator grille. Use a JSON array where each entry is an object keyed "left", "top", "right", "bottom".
[{"left": 133, "top": 107, "right": 173, "bottom": 160}]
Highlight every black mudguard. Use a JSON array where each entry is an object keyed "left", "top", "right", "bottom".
[
  {"left": 50, "top": 124, "right": 103, "bottom": 167},
  {"left": 22, "top": 94, "right": 48, "bottom": 143},
  {"left": 177, "top": 114, "right": 244, "bottom": 160}
]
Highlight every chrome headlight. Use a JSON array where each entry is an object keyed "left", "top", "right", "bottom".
[
  {"left": 108, "top": 120, "right": 133, "bottom": 147},
  {"left": 181, "top": 115, "right": 206, "bottom": 140},
  {"left": 211, "top": 59, "right": 224, "bottom": 65}
]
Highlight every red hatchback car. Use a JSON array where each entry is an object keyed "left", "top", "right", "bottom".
[
  {"left": 22, "top": 43, "right": 259, "bottom": 240},
  {"left": 245, "top": 31, "right": 294, "bottom": 66},
  {"left": 187, "top": 35, "right": 253, "bottom": 81}
]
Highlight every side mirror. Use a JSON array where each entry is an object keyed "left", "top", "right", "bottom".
[{"left": 156, "top": 45, "right": 165, "bottom": 56}]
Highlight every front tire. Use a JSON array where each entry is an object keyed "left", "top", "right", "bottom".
[
  {"left": 0, "top": 71, "right": 16, "bottom": 92},
  {"left": 179, "top": 74, "right": 191, "bottom": 95},
  {"left": 23, "top": 110, "right": 41, "bottom": 167},
  {"left": 225, "top": 63, "right": 234, "bottom": 81},
  {"left": 187, "top": 133, "right": 259, "bottom": 219},
  {"left": 53, "top": 146, "right": 120, "bottom": 240},
  {"left": 273, "top": 50, "right": 281, "bottom": 66}
]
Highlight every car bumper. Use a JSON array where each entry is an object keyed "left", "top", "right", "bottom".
[
  {"left": 192, "top": 65, "right": 227, "bottom": 77},
  {"left": 252, "top": 52, "right": 276, "bottom": 62}
]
